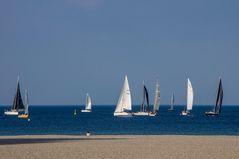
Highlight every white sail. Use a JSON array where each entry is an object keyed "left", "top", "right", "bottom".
[
  {"left": 186, "top": 78, "right": 193, "bottom": 111},
  {"left": 153, "top": 81, "right": 160, "bottom": 112},
  {"left": 114, "top": 76, "right": 132, "bottom": 113},
  {"left": 85, "top": 93, "right": 92, "bottom": 110},
  {"left": 24, "top": 90, "right": 29, "bottom": 114}
]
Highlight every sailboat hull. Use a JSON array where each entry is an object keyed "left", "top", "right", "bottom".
[
  {"left": 114, "top": 112, "right": 132, "bottom": 117},
  {"left": 4, "top": 110, "right": 19, "bottom": 115},
  {"left": 148, "top": 112, "right": 157, "bottom": 116},
  {"left": 205, "top": 111, "right": 219, "bottom": 116},
  {"left": 180, "top": 110, "right": 190, "bottom": 116},
  {"left": 81, "top": 109, "right": 91, "bottom": 113},
  {"left": 133, "top": 112, "right": 149, "bottom": 116},
  {"left": 18, "top": 114, "right": 29, "bottom": 118}
]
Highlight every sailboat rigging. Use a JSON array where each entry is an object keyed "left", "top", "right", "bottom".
[
  {"left": 168, "top": 92, "right": 174, "bottom": 111},
  {"left": 181, "top": 78, "right": 193, "bottom": 116},
  {"left": 18, "top": 90, "right": 29, "bottom": 119},
  {"left": 134, "top": 82, "right": 150, "bottom": 116},
  {"left": 114, "top": 75, "right": 132, "bottom": 117},
  {"left": 4, "top": 77, "right": 25, "bottom": 116},
  {"left": 81, "top": 93, "right": 92, "bottom": 112},
  {"left": 205, "top": 78, "right": 223, "bottom": 116},
  {"left": 149, "top": 81, "right": 160, "bottom": 116}
]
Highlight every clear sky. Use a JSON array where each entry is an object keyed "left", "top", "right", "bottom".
[{"left": 0, "top": 0, "right": 238, "bottom": 105}]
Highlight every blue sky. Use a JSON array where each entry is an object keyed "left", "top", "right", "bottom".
[{"left": 0, "top": 0, "right": 238, "bottom": 105}]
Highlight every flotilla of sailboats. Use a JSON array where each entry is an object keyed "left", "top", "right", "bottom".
[{"left": 2, "top": 75, "right": 225, "bottom": 119}]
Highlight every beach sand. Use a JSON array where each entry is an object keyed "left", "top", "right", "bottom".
[{"left": 0, "top": 135, "right": 238, "bottom": 159}]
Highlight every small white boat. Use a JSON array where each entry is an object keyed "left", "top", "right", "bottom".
[
  {"left": 181, "top": 78, "right": 193, "bottom": 116},
  {"left": 5, "top": 77, "right": 25, "bottom": 116},
  {"left": 81, "top": 93, "right": 92, "bottom": 113},
  {"left": 205, "top": 78, "right": 223, "bottom": 116},
  {"left": 148, "top": 81, "right": 160, "bottom": 117},
  {"left": 114, "top": 75, "right": 132, "bottom": 117}
]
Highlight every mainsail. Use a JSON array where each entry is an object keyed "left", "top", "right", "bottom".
[
  {"left": 186, "top": 78, "right": 193, "bottom": 111},
  {"left": 153, "top": 82, "right": 160, "bottom": 112},
  {"left": 85, "top": 93, "right": 92, "bottom": 110},
  {"left": 214, "top": 78, "right": 223, "bottom": 114},
  {"left": 12, "top": 78, "right": 24, "bottom": 110},
  {"left": 114, "top": 76, "right": 132, "bottom": 113},
  {"left": 170, "top": 92, "right": 174, "bottom": 110},
  {"left": 140, "top": 84, "right": 149, "bottom": 112},
  {"left": 24, "top": 90, "right": 29, "bottom": 114}
]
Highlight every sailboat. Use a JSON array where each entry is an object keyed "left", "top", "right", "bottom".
[
  {"left": 18, "top": 90, "right": 29, "bottom": 119},
  {"left": 4, "top": 77, "right": 25, "bottom": 115},
  {"left": 81, "top": 93, "right": 92, "bottom": 112},
  {"left": 114, "top": 75, "right": 132, "bottom": 116},
  {"left": 181, "top": 78, "right": 193, "bottom": 116},
  {"left": 149, "top": 81, "right": 160, "bottom": 116},
  {"left": 73, "top": 109, "right": 77, "bottom": 116},
  {"left": 168, "top": 92, "right": 174, "bottom": 111},
  {"left": 205, "top": 78, "right": 223, "bottom": 116},
  {"left": 133, "top": 82, "right": 150, "bottom": 116}
]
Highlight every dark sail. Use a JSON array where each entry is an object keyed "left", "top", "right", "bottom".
[
  {"left": 140, "top": 84, "right": 150, "bottom": 112},
  {"left": 214, "top": 78, "right": 223, "bottom": 114},
  {"left": 140, "top": 85, "right": 146, "bottom": 111},
  {"left": 12, "top": 80, "right": 24, "bottom": 110},
  {"left": 144, "top": 86, "right": 150, "bottom": 112}
]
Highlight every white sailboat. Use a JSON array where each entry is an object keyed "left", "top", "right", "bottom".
[
  {"left": 134, "top": 82, "right": 150, "bottom": 116},
  {"left": 181, "top": 78, "right": 193, "bottom": 116},
  {"left": 168, "top": 92, "right": 174, "bottom": 111},
  {"left": 18, "top": 90, "right": 29, "bottom": 119},
  {"left": 149, "top": 81, "right": 160, "bottom": 116},
  {"left": 81, "top": 93, "right": 92, "bottom": 112},
  {"left": 205, "top": 78, "right": 223, "bottom": 116},
  {"left": 114, "top": 75, "right": 132, "bottom": 117},
  {"left": 4, "top": 77, "right": 25, "bottom": 115}
]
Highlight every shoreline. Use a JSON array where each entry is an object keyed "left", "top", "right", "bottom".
[{"left": 0, "top": 135, "right": 238, "bottom": 159}]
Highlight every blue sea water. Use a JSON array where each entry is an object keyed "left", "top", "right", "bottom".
[{"left": 0, "top": 105, "right": 238, "bottom": 136}]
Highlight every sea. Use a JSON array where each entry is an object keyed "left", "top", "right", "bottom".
[{"left": 0, "top": 105, "right": 238, "bottom": 136}]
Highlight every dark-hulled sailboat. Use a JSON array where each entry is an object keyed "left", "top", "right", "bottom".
[
  {"left": 4, "top": 77, "right": 25, "bottom": 115},
  {"left": 205, "top": 78, "right": 223, "bottom": 116},
  {"left": 133, "top": 82, "right": 150, "bottom": 116}
]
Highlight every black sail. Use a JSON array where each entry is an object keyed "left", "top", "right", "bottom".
[
  {"left": 12, "top": 80, "right": 24, "bottom": 110},
  {"left": 215, "top": 79, "right": 223, "bottom": 114},
  {"left": 144, "top": 86, "right": 150, "bottom": 112},
  {"left": 140, "top": 85, "right": 146, "bottom": 111}
]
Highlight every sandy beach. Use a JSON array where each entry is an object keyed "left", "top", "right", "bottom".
[{"left": 0, "top": 135, "right": 238, "bottom": 159}]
